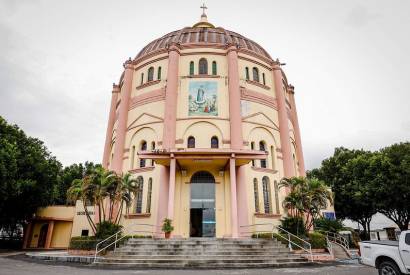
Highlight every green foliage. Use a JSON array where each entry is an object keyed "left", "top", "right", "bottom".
[
  {"left": 0, "top": 116, "right": 62, "bottom": 236},
  {"left": 69, "top": 236, "right": 99, "bottom": 250},
  {"left": 311, "top": 143, "right": 410, "bottom": 238},
  {"left": 308, "top": 232, "right": 326, "bottom": 249},
  {"left": 314, "top": 218, "right": 345, "bottom": 233},
  {"left": 95, "top": 221, "right": 122, "bottom": 239},
  {"left": 54, "top": 162, "right": 101, "bottom": 205},
  {"left": 251, "top": 233, "right": 273, "bottom": 239},
  {"left": 279, "top": 177, "right": 333, "bottom": 231},
  {"left": 280, "top": 216, "right": 307, "bottom": 236},
  {"left": 161, "top": 218, "right": 174, "bottom": 233}
]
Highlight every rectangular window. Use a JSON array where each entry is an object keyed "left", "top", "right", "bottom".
[
  {"left": 146, "top": 179, "right": 152, "bottom": 213},
  {"left": 253, "top": 180, "right": 259, "bottom": 213}
]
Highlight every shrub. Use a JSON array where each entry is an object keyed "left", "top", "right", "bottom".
[
  {"left": 313, "top": 218, "right": 344, "bottom": 233},
  {"left": 280, "top": 217, "right": 306, "bottom": 236},
  {"left": 69, "top": 236, "right": 99, "bottom": 250},
  {"left": 95, "top": 221, "right": 122, "bottom": 239},
  {"left": 308, "top": 232, "right": 326, "bottom": 249},
  {"left": 161, "top": 218, "right": 174, "bottom": 233},
  {"left": 251, "top": 233, "right": 273, "bottom": 239}
]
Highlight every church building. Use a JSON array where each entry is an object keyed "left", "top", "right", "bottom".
[{"left": 102, "top": 8, "right": 307, "bottom": 239}]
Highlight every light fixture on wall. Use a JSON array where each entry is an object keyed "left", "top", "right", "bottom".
[
  {"left": 219, "top": 170, "right": 224, "bottom": 177},
  {"left": 181, "top": 170, "right": 187, "bottom": 176}
]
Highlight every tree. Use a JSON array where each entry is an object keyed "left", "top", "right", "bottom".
[
  {"left": 279, "top": 177, "right": 333, "bottom": 232},
  {"left": 66, "top": 167, "right": 138, "bottom": 233},
  {"left": 371, "top": 143, "right": 410, "bottom": 230},
  {"left": 54, "top": 162, "right": 101, "bottom": 205},
  {"left": 311, "top": 147, "right": 378, "bottom": 240},
  {"left": 0, "top": 116, "right": 61, "bottom": 236}
]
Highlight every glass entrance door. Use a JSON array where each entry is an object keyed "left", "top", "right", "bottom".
[{"left": 190, "top": 171, "right": 216, "bottom": 237}]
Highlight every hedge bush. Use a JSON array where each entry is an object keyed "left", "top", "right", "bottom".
[
  {"left": 251, "top": 231, "right": 327, "bottom": 249},
  {"left": 95, "top": 221, "right": 123, "bottom": 239},
  {"left": 69, "top": 236, "right": 100, "bottom": 250},
  {"left": 308, "top": 232, "right": 326, "bottom": 249}
]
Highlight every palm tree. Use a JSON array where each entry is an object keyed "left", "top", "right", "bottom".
[
  {"left": 279, "top": 176, "right": 333, "bottom": 231},
  {"left": 114, "top": 173, "right": 139, "bottom": 224},
  {"left": 67, "top": 177, "right": 97, "bottom": 233}
]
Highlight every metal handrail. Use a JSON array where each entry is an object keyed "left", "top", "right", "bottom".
[
  {"left": 326, "top": 231, "right": 349, "bottom": 250},
  {"left": 94, "top": 223, "right": 162, "bottom": 263},
  {"left": 239, "top": 223, "right": 313, "bottom": 262}
]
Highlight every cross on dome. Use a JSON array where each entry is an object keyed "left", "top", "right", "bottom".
[
  {"left": 193, "top": 3, "right": 215, "bottom": 28},
  {"left": 200, "top": 3, "right": 207, "bottom": 16}
]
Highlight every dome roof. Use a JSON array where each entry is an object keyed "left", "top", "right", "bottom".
[{"left": 135, "top": 15, "right": 272, "bottom": 62}]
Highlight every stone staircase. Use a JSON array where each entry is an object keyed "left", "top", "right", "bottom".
[{"left": 93, "top": 238, "right": 313, "bottom": 268}]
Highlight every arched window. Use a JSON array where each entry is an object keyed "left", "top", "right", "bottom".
[
  {"left": 189, "top": 61, "right": 194, "bottom": 75},
  {"left": 151, "top": 142, "right": 155, "bottom": 166},
  {"left": 212, "top": 61, "right": 217, "bottom": 75},
  {"left": 157, "top": 66, "right": 162, "bottom": 80},
  {"left": 135, "top": 176, "right": 144, "bottom": 213},
  {"left": 211, "top": 136, "right": 219, "bottom": 148},
  {"left": 262, "top": 73, "right": 266, "bottom": 85},
  {"left": 130, "top": 145, "right": 135, "bottom": 169},
  {"left": 259, "top": 141, "right": 267, "bottom": 168},
  {"left": 187, "top": 136, "right": 195, "bottom": 148},
  {"left": 253, "top": 178, "right": 260, "bottom": 213},
  {"left": 140, "top": 73, "right": 144, "bottom": 85},
  {"left": 147, "top": 67, "right": 154, "bottom": 82},
  {"left": 199, "top": 58, "right": 208, "bottom": 75},
  {"left": 252, "top": 67, "right": 259, "bottom": 82},
  {"left": 245, "top": 67, "right": 250, "bottom": 80},
  {"left": 146, "top": 178, "right": 152, "bottom": 213},
  {"left": 262, "top": 176, "right": 272, "bottom": 214},
  {"left": 274, "top": 180, "right": 280, "bottom": 214},
  {"left": 140, "top": 141, "right": 147, "bottom": 168},
  {"left": 251, "top": 142, "right": 255, "bottom": 167}
]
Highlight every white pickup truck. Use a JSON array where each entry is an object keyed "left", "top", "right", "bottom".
[{"left": 360, "top": 230, "right": 410, "bottom": 275}]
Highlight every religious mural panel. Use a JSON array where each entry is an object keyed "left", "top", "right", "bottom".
[{"left": 188, "top": 81, "right": 218, "bottom": 116}]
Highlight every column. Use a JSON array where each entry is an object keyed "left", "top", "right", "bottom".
[
  {"left": 273, "top": 64, "right": 294, "bottom": 178},
  {"left": 167, "top": 156, "right": 176, "bottom": 220},
  {"left": 227, "top": 45, "right": 243, "bottom": 149},
  {"left": 288, "top": 86, "right": 306, "bottom": 176},
  {"left": 162, "top": 43, "right": 180, "bottom": 149},
  {"left": 236, "top": 165, "right": 248, "bottom": 236},
  {"left": 111, "top": 59, "right": 134, "bottom": 173},
  {"left": 230, "top": 157, "right": 239, "bottom": 238},
  {"left": 156, "top": 166, "right": 170, "bottom": 237},
  {"left": 22, "top": 222, "right": 33, "bottom": 249},
  {"left": 44, "top": 221, "right": 54, "bottom": 249},
  {"left": 102, "top": 84, "right": 120, "bottom": 168}
]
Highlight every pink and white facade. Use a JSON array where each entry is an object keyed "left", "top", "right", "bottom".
[{"left": 102, "top": 14, "right": 306, "bottom": 238}]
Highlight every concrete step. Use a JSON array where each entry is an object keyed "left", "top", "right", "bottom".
[
  {"left": 92, "top": 261, "right": 313, "bottom": 269},
  {"left": 107, "top": 254, "right": 303, "bottom": 259},
  {"left": 111, "top": 250, "right": 291, "bottom": 256},
  {"left": 98, "top": 257, "right": 308, "bottom": 264}
]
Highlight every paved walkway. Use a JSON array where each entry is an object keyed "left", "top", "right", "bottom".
[{"left": 0, "top": 256, "right": 377, "bottom": 275}]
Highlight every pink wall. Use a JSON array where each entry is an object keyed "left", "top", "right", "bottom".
[
  {"left": 102, "top": 84, "right": 120, "bottom": 168},
  {"left": 289, "top": 86, "right": 306, "bottom": 176},
  {"left": 227, "top": 45, "right": 243, "bottom": 150},
  {"left": 272, "top": 65, "right": 294, "bottom": 179},
  {"left": 112, "top": 60, "right": 134, "bottom": 173},
  {"left": 162, "top": 44, "right": 180, "bottom": 150}
]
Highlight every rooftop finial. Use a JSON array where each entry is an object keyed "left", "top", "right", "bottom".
[
  {"left": 200, "top": 3, "right": 207, "bottom": 17},
  {"left": 193, "top": 4, "right": 214, "bottom": 28}
]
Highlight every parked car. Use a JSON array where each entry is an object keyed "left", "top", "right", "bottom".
[{"left": 359, "top": 230, "right": 410, "bottom": 274}]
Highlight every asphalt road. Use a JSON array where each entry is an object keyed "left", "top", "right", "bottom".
[{"left": 0, "top": 256, "right": 377, "bottom": 275}]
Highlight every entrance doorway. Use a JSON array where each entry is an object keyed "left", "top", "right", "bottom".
[
  {"left": 37, "top": 223, "right": 48, "bottom": 248},
  {"left": 190, "top": 171, "right": 216, "bottom": 237}
]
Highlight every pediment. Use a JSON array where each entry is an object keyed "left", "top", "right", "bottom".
[
  {"left": 127, "top": 113, "right": 163, "bottom": 130},
  {"left": 242, "top": 112, "right": 279, "bottom": 130}
]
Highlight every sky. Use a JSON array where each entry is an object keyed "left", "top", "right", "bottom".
[{"left": 0, "top": 0, "right": 409, "bottom": 169}]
